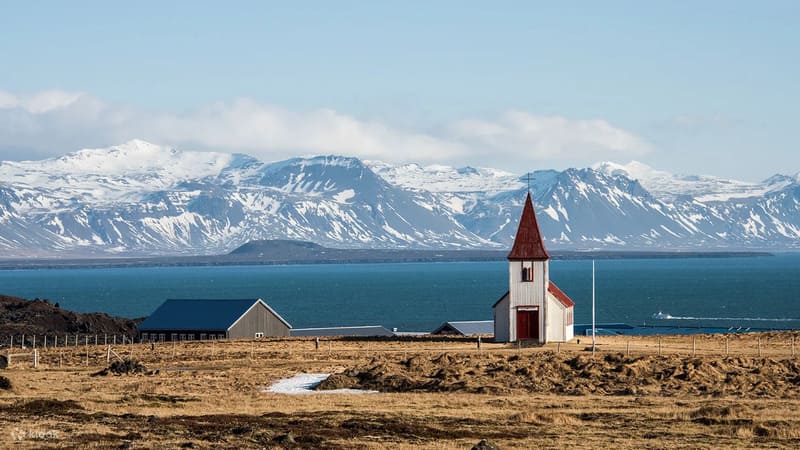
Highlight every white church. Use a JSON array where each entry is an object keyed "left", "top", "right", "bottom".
[{"left": 493, "top": 192, "right": 575, "bottom": 343}]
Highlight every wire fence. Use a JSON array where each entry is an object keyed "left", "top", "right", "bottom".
[
  {"left": 3, "top": 332, "right": 799, "bottom": 369},
  {"left": 1, "top": 333, "right": 137, "bottom": 350}
]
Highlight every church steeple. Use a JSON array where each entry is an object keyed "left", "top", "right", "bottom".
[{"left": 507, "top": 192, "right": 550, "bottom": 261}]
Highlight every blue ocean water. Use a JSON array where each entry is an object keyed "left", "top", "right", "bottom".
[{"left": 1, "top": 254, "right": 799, "bottom": 332}]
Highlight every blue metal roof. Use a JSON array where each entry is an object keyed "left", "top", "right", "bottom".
[
  {"left": 290, "top": 326, "right": 394, "bottom": 337},
  {"left": 431, "top": 320, "right": 494, "bottom": 336},
  {"left": 139, "top": 299, "right": 278, "bottom": 331}
]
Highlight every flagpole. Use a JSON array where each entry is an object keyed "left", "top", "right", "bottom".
[{"left": 592, "top": 260, "right": 595, "bottom": 355}]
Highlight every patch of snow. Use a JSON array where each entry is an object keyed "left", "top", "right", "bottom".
[
  {"left": 543, "top": 205, "right": 559, "bottom": 221},
  {"left": 333, "top": 189, "right": 355, "bottom": 203},
  {"left": 265, "top": 373, "right": 378, "bottom": 395}
]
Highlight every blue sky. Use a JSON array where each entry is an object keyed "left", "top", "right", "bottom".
[{"left": 1, "top": 1, "right": 798, "bottom": 180}]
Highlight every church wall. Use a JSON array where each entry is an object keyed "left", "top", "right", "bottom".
[
  {"left": 544, "top": 292, "right": 575, "bottom": 342},
  {"left": 509, "top": 260, "right": 548, "bottom": 341},
  {"left": 509, "top": 261, "right": 548, "bottom": 307},
  {"left": 545, "top": 293, "right": 565, "bottom": 342},
  {"left": 493, "top": 294, "right": 510, "bottom": 342}
]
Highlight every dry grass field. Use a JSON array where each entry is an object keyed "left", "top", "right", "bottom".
[{"left": 2, "top": 332, "right": 800, "bottom": 449}]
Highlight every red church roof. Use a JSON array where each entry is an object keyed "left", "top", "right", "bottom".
[
  {"left": 507, "top": 192, "right": 550, "bottom": 261},
  {"left": 548, "top": 282, "right": 575, "bottom": 308}
]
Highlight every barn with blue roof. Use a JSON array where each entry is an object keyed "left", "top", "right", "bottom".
[{"left": 138, "top": 298, "right": 291, "bottom": 342}]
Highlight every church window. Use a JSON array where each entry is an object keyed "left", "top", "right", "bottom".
[{"left": 521, "top": 264, "right": 533, "bottom": 282}]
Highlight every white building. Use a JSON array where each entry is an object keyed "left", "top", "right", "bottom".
[{"left": 493, "top": 193, "right": 575, "bottom": 343}]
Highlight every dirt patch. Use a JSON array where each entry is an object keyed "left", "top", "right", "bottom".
[
  {"left": 1, "top": 399, "right": 84, "bottom": 416},
  {"left": 317, "top": 352, "right": 800, "bottom": 398}
]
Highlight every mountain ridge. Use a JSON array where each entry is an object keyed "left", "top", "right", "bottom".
[{"left": 1, "top": 140, "right": 798, "bottom": 256}]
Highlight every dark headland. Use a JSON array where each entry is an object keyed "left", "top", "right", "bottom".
[{"left": 0, "top": 295, "right": 140, "bottom": 337}]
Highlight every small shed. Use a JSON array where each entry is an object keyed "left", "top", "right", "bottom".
[
  {"left": 138, "top": 298, "right": 291, "bottom": 342},
  {"left": 431, "top": 320, "right": 494, "bottom": 336}
]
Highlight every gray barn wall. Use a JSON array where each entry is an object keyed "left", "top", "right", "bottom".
[{"left": 228, "top": 302, "right": 290, "bottom": 338}]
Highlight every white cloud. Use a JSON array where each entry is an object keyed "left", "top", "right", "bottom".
[
  {"left": 446, "top": 111, "right": 650, "bottom": 162},
  {"left": 0, "top": 89, "right": 84, "bottom": 113},
  {"left": 0, "top": 89, "right": 650, "bottom": 167}
]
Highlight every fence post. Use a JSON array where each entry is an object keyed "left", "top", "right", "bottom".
[
  {"left": 315, "top": 337, "right": 319, "bottom": 351},
  {"left": 32, "top": 334, "right": 36, "bottom": 349},
  {"left": 95, "top": 335, "right": 98, "bottom": 346},
  {"left": 43, "top": 335, "right": 47, "bottom": 350},
  {"left": 54, "top": 335, "right": 57, "bottom": 348},
  {"left": 113, "top": 335, "right": 117, "bottom": 345},
  {"left": 21, "top": 334, "right": 25, "bottom": 349},
  {"left": 33, "top": 349, "right": 38, "bottom": 368},
  {"left": 104, "top": 334, "right": 107, "bottom": 346}
]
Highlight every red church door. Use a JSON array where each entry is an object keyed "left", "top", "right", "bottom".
[{"left": 517, "top": 309, "right": 539, "bottom": 340}]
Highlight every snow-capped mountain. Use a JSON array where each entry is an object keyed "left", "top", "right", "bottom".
[
  {"left": 1, "top": 140, "right": 799, "bottom": 256},
  {"left": 367, "top": 161, "right": 522, "bottom": 194},
  {"left": 593, "top": 161, "right": 795, "bottom": 203},
  {"left": 0, "top": 141, "right": 493, "bottom": 256}
]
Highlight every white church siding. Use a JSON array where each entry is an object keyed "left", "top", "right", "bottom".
[
  {"left": 507, "top": 260, "right": 551, "bottom": 341},
  {"left": 545, "top": 292, "right": 567, "bottom": 342}
]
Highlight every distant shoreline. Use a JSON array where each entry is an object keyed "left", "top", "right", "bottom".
[{"left": 0, "top": 249, "right": 774, "bottom": 270}]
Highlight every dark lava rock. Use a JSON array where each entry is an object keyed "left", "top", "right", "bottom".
[
  {"left": 0, "top": 375, "right": 11, "bottom": 390},
  {"left": 275, "top": 431, "right": 296, "bottom": 445},
  {"left": 92, "top": 359, "right": 147, "bottom": 377},
  {"left": 473, "top": 439, "right": 501, "bottom": 450}
]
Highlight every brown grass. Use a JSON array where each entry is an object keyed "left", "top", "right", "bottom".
[{"left": 1, "top": 333, "right": 800, "bottom": 448}]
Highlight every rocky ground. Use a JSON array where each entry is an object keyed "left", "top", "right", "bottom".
[
  {"left": 319, "top": 352, "right": 800, "bottom": 398},
  {"left": 2, "top": 335, "right": 800, "bottom": 448}
]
